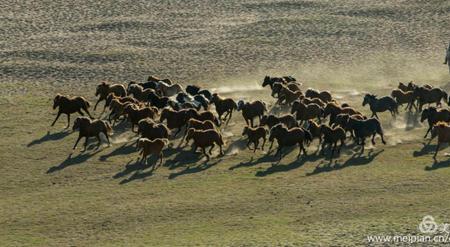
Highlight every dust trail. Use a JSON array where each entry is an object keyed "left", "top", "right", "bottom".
[
  {"left": 110, "top": 132, "right": 137, "bottom": 144},
  {"left": 211, "top": 81, "right": 263, "bottom": 94},
  {"left": 225, "top": 140, "right": 247, "bottom": 156}
]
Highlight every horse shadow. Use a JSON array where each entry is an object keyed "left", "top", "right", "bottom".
[
  {"left": 306, "top": 149, "right": 384, "bottom": 176},
  {"left": 229, "top": 153, "right": 277, "bottom": 170},
  {"left": 114, "top": 159, "right": 158, "bottom": 184},
  {"left": 47, "top": 149, "right": 102, "bottom": 173},
  {"left": 164, "top": 146, "right": 201, "bottom": 170},
  {"left": 425, "top": 158, "right": 450, "bottom": 171},
  {"left": 113, "top": 159, "right": 146, "bottom": 179},
  {"left": 413, "top": 142, "right": 439, "bottom": 157},
  {"left": 255, "top": 152, "right": 323, "bottom": 177},
  {"left": 27, "top": 130, "right": 72, "bottom": 147},
  {"left": 99, "top": 143, "right": 137, "bottom": 161},
  {"left": 168, "top": 159, "right": 222, "bottom": 179}
]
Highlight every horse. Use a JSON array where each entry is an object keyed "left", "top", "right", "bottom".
[{"left": 362, "top": 94, "right": 398, "bottom": 118}]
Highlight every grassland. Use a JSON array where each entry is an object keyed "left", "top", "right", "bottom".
[{"left": 1, "top": 0, "right": 450, "bottom": 246}]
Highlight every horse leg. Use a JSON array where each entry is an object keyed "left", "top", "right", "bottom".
[
  {"left": 433, "top": 142, "right": 440, "bottom": 159},
  {"left": 73, "top": 135, "right": 82, "bottom": 149},
  {"left": 338, "top": 139, "right": 344, "bottom": 154},
  {"left": 424, "top": 126, "right": 431, "bottom": 138},
  {"left": 77, "top": 110, "right": 85, "bottom": 116},
  {"left": 246, "top": 140, "right": 251, "bottom": 150},
  {"left": 173, "top": 127, "right": 182, "bottom": 137},
  {"left": 95, "top": 134, "right": 102, "bottom": 149},
  {"left": 244, "top": 118, "right": 249, "bottom": 126},
  {"left": 278, "top": 147, "right": 283, "bottom": 160},
  {"left": 158, "top": 152, "right": 164, "bottom": 166},
  {"left": 254, "top": 140, "right": 259, "bottom": 152},
  {"left": 379, "top": 132, "right": 386, "bottom": 144},
  {"left": 360, "top": 139, "right": 365, "bottom": 154},
  {"left": 65, "top": 114, "right": 71, "bottom": 129},
  {"left": 84, "top": 108, "right": 93, "bottom": 119},
  {"left": 330, "top": 143, "right": 335, "bottom": 159},
  {"left": 202, "top": 147, "right": 209, "bottom": 161},
  {"left": 301, "top": 142, "right": 307, "bottom": 155},
  {"left": 320, "top": 142, "right": 327, "bottom": 155},
  {"left": 219, "top": 144, "right": 224, "bottom": 156},
  {"left": 51, "top": 112, "right": 62, "bottom": 126},
  {"left": 261, "top": 137, "right": 266, "bottom": 150},
  {"left": 250, "top": 119, "right": 254, "bottom": 128},
  {"left": 371, "top": 133, "right": 376, "bottom": 145},
  {"left": 82, "top": 137, "right": 89, "bottom": 152},
  {"left": 226, "top": 111, "right": 233, "bottom": 124},
  {"left": 297, "top": 144, "right": 303, "bottom": 159},
  {"left": 105, "top": 132, "right": 111, "bottom": 146},
  {"left": 208, "top": 143, "right": 215, "bottom": 155},
  {"left": 93, "top": 98, "right": 101, "bottom": 111}
]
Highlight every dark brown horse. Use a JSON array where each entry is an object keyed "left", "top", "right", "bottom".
[
  {"left": 413, "top": 86, "right": 447, "bottom": 111},
  {"left": 362, "top": 94, "right": 398, "bottom": 118},
  {"left": 72, "top": 117, "right": 112, "bottom": 151},
  {"left": 420, "top": 106, "right": 450, "bottom": 138},
  {"left": 94, "top": 81, "right": 127, "bottom": 111},
  {"left": 52, "top": 94, "right": 93, "bottom": 128}
]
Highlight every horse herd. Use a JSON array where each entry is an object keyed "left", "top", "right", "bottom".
[{"left": 51, "top": 76, "right": 450, "bottom": 169}]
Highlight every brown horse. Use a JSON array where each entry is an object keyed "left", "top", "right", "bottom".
[
  {"left": 413, "top": 86, "right": 447, "bottom": 111},
  {"left": 211, "top": 93, "right": 237, "bottom": 123},
  {"left": 52, "top": 94, "right": 93, "bottom": 128},
  {"left": 268, "top": 124, "right": 312, "bottom": 160},
  {"left": 94, "top": 81, "right": 127, "bottom": 111},
  {"left": 186, "top": 129, "right": 224, "bottom": 160},
  {"left": 323, "top": 102, "right": 361, "bottom": 125},
  {"left": 237, "top": 100, "right": 267, "bottom": 127},
  {"left": 391, "top": 89, "right": 416, "bottom": 111},
  {"left": 362, "top": 94, "right": 398, "bottom": 118},
  {"left": 137, "top": 138, "right": 168, "bottom": 167},
  {"left": 320, "top": 124, "right": 346, "bottom": 159},
  {"left": 291, "top": 101, "right": 323, "bottom": 124},
  {"left": 305, "top": 89, "right": 332, "bottom": 103},
  {"left": 72, "top": 116, "right": 112, "bottom": 151},
  {"left": 420, "top": 106, "right": 450, "bottom": 138},
  {"left": 432, "top": 122, "right": 450, "bottom": 159},
  {"left": 242, "top": 126, "right": 267, "bottom": 152}
]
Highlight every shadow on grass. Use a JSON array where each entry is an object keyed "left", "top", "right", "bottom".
[
  {"left": 413, "top": 141, "right": 440, "bottom": 157},
  {"left": 47, "top": 149, "right": 102, "bottom": 173},
  {"left": 115, "top": 158, "right": 159, "bottom": 184},
  {"left": 255, "top": 151, "right": 323, "bottom": 177},
  {"left": 28, "top": 130, "right": 72, "bottom": 147},
  {"left": 99, "top": 143, "right": 136, "bottom": 161},
  {"left": 168, "top": 159, "right": 222, "bottom": 179},
  {"left": 306, "top": 149, "right": 384, "bottom": 176},
  {"left": 425, "top": 149, "right": 450, "bottom": 171}
]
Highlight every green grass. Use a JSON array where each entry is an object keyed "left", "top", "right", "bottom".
[{"left": 1, "top": 85, "right": 450, "bottom": 246}]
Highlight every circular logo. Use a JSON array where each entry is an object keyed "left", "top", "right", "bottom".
[{"left": 419, "top": 215, "right": 438, "bottom": 234}]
